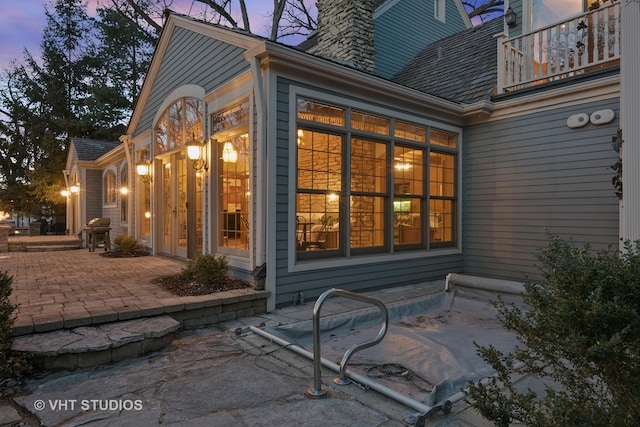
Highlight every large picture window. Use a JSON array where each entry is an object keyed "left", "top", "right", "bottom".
[
  {"left": 213, "top": 100, "right": 250, "bottom": 251},
  {"left": 296, "top": 97, "right": 458, "bottom": 260},
  {"left": 296, "top": 130, "right": 342, "bottom": 253}
]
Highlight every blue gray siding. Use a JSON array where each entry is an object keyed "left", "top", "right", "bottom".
[
  {"left": 272, "top": 77, "right": 463, "bottom": 306},
  {"left": 375, "top": 0, "right": 468, "bottom": 79},
  {"left": 506, "top": 0, "right": 524, "bottom": 37},
  {"left": 133, "top": 27, "right": 250, "bottom": 138},
  {"left": 85, "top": 170, "right": 103, "bottom": 221},
  {"left": 463, "top": 98, "right": 620, "bottom": 282}
]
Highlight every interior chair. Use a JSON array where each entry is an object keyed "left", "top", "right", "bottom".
[{"left": 296, "top": 216, "right": 308, "bottom": 250}]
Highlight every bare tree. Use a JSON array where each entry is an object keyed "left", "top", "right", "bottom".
[
  {"left": 105, "top": 0, "right": 316, "bottom": 42},
  {"left": 106, "top": 0, "right": 163, "bottom": 42},
  {"left": 462, "top": 0, "right": 504, "bottom": 22},
  {"left": 279, "top": 0, "right": 317, "bottom": 40}
]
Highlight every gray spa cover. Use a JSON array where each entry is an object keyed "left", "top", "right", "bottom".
[{"left": 265, "top": 276, "right": 527, "bottom": 407}]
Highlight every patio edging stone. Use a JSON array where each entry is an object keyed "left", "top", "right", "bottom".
[{"left": 10, "top": 289, "right": 270, "bottom": 370}]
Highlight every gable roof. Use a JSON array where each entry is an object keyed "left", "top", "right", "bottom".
[
  {"left": 392, "top": 17, "right": 503, "bottom": 105},
  {"left": 126, "top": 12, "right": 263, "bottom": 139},
  {"left": 71, "top": 138, "right": 121, "bottom": 161}
]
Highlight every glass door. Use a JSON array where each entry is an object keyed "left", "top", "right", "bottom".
[{"left": 160, "top": 154, "right": 189, "bottom": 258}]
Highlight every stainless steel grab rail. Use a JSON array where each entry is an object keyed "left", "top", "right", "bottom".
[{"left": 306, "top": 288, "right": 389, "bottom": 398}]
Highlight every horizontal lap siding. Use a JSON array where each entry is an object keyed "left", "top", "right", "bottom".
[
  {"left": 134, "top": 27, "right": 250, "bottom": 137},
  {"left": 463, "top": 98, "right": 620, "bottom": 281},
  {"left": 375, "top": 0, "right": 468, "bottom": 79},
  {"left": 272, "top": 78, "right": 463, "bottom": 306},
  {"left": 85, "top": 170, "right": 103, "bottom": 221}
]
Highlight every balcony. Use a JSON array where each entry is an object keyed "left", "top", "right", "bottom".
[{"left": 498, "top": 2, "right": 620, "bottom": 93}]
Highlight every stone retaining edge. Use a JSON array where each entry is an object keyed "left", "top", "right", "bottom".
[
  {"left": 11, "top": 290, "right": 271, "bottom": 371},
  {"left": 11, "top": 289, "right": 271, "bottom": 337}
]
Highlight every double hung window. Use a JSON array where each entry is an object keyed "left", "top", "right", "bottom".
[
  {"left": 295, "top": 97, "right": 458, "bottom": 260},
  {"left": 212, "top": 100, "right": 250, "bottom": 252}
]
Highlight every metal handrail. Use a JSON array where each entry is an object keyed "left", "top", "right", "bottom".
[{"left": 306, "top": 288, "right": 389, "bottom": 398}]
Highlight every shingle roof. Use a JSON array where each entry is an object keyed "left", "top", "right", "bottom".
[
  {"left": 392, "top": 17, "right": 502, "bottom": 105},
  {"left": 72, "top": 138, "right": 121, "bottom": 161}
]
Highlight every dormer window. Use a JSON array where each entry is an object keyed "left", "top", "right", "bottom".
[{"left": 435, "top": 0, "right": 445, "bottom": 23}]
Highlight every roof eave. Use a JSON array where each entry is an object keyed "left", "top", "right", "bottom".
[
  {"left": 246, "top": 42, "right": 465, "bottom": 124},
  {"left": 125, "top": 13, "right": 262, "bottom": 139}
]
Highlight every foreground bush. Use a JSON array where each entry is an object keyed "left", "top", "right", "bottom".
[
  {"left": 0, "top": 271, "right": 14, "bottom": 366},
  {"left": 183, "top": 254, "right": 228, "bottom": 285},
  {"left": 0, "top": 271, "right": 35, "bottom": 382},
  {"left": 113, "top": 234, "right": 143, "bottom": 256},
  {"left": 469, "top": 236, "right": 640, "bottom": 426}
]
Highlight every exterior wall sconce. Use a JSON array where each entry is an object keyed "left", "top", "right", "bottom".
[
  {"left": 187, "top": 139, "right": 208, "bottom": 171},
  {"left": 70, "top": 184, "right": 80, "bottom": 194},
  {"left": 504, "top": 6, "right": 517, "bottom": 27},
  {"left": 222, "top": 141, "right": 238, "bottom": 163},
  {"left": 136, "top": 162, "right": 152, "bottom": 183},
  {"left": 61, "top": 189, "right": 70, "bottom": 198},
  {"left": 120, "top": 187, "right": 129, "bottom": 195}
]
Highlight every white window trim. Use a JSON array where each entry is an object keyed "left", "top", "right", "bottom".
[
  {"left": 119, "top": 163, "right": 129, "bottom": 224},
  {"left": 287, "top": 85, "right": 463, "bottom": 274},
  {"left": 103, "top": 167, "right": 118, "bottom": 207},
  {"left": 210, "top": 94, "right": 254, "bottom": 260},
  {"left": 435, "top": 0, "right": 446, "bottom": 22},
  {"left": 154, "top": 84, "right": 206, "bottom": 126}
]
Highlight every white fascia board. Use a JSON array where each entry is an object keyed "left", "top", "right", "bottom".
[
  {"left": 126, "top": 13, "right": 261, "bottom": 138},
  {"left": 245, "top": 42, "right": 464, "bottom": 124},
  {"left": 454, "top": 0, "right": 473, "bottom": 28},
  {"left": 478, "top": 75, "right": 620, "bottom": 123}
]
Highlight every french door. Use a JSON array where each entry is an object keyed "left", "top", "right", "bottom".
[{"left": 160, "top": 153, "right": 189, "bottom": 258}]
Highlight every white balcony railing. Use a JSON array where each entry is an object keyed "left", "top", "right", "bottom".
[{"left": 498, "top": 2, "right": 621, "bottom": 93}]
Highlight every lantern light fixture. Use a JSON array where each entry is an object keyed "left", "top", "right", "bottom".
[
  {"left": 136, "top": 161, "right": 152, "bottom": 183},
  {"left": 222, "top": 142, "right": 238, "bottom": 163},
  {"left": 187, "top": 137, "right": 208, "bottom": 171},
  {"left": 505, "top": 6, "right": 517, "bottom": 27}
]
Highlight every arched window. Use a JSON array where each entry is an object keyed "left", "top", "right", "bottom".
[
  {"left": 104, "top": 170, "right": 117, "bottom": 205},
  {"left": 120, "top": 166, "right": 128, "bottom": 222},
  {"left": 155, "top": 97, "right": 204, "bottom": 153}
]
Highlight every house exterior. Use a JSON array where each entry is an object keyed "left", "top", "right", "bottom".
[
  {"left": 64, "top": 0, "right": 633, "bottom": 311},
  {"left": 63, "top": 138, "right": 126, "bottom": 237}
]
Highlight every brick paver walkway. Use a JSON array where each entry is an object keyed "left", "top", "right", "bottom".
[{"left": 0, "top": 249, "right": 186, "bottom": 334}]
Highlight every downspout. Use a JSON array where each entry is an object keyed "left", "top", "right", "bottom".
[
  {"left": 120, "top": 134, "right": 134, "bottom": 237},
  {"left": 250, "top": 56, "right": 270, "bottom": 306}
]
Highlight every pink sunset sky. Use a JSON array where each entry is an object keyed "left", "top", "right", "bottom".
[{"left": 0, "top": 0, "right": 284, "bottom": 71}]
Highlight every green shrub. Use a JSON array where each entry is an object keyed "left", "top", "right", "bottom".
[
  {"left": 468, "top": 236, "right": 640, "bottom": 426},
  {"left": 0, "top": 270, "right": 36, "bottom": 382},
  {"left": 0, "top": 271, "right": 14, "bottom": 357},
  {"left": 183, "top": 254, "right": 228, "bottom": 285},
  {"left": 113, "top": 234, "right": 142, "bottom": 256}
]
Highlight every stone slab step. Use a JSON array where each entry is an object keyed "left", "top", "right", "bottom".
[
  {"left": 12, "top": 316, "right": 180, "bottom": 371},
  {"left": 24, "top": 244, "right": 83, "bottom": 252}
]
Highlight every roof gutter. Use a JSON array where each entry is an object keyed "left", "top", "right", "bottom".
[{"left": 245, "top": 41, "right": 465, "bottom": 125}]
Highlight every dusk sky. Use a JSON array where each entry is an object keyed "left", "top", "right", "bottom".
[{"left": 0, "top": 0, "right": 283, "bottom": 71}]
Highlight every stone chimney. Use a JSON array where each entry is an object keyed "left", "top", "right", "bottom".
[{"left": 315, "top": 0, "right": 375, "bottom": 73}]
